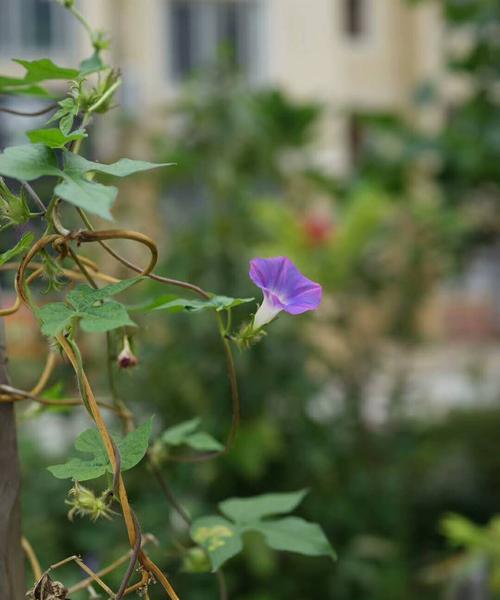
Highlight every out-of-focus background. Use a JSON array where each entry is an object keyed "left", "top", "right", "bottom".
[{"left": 1, "top": 0, "right": 500, "bottom": 598}]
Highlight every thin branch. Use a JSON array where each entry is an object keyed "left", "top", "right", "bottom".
[
  {"left": 115, "top": 512, "right": 142, "bottom": 599},
  {"left": 0, "top": 384, "right": 126, "bottom": 415},
  {"left": 68, "top": 535, "right": 155, "bottom": 594},
  {"left": 0, "top": 103, "right": 57, "bottom": 117},
  {"left": 22, "top": 182, "right": 47, "bottom": 214},
  {"left": 21, "top": 536, "right": 43, "bottom": 581}
]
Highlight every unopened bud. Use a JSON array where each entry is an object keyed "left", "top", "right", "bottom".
[
  {"left": 117, "top": 336, "right": 139, "bottom": 369},
  {"left": 0, "top": 178, "right": 30, "bottom": 226},
  {"left": 181, "top": 547, "right": 211, "bottom": 573},
  {"left": 66, "top": 481, "right": 116, "bottom": 522}
]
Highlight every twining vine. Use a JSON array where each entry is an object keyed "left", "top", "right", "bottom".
[{"left": 0, "top": 2, "right": 332, "bottom": 599}]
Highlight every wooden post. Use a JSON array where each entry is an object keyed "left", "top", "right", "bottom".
[{"left": 0, "top": 314, "right": 25, "bottom": 600}]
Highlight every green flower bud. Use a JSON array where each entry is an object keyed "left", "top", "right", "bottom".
[
  {"left": 148, "top": 439, "right": 169, "bottom": 467},
  {"left": 66, "top": 481, "right": 116, "bottom": 522},
  {"left": 0, "top": 178, "right": 30, "bottom": 226},
  {"left": 233, "top": 320, "right": 267, "bottom": 349},
  {"left": 92, "top": 31, "right": 110, "bottom": 52},
  {"left": 181, "top": 547, "right": 211, "bottom": 573}
]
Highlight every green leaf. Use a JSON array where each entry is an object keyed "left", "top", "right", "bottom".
[
  {"left": 78, "top": 301, "right": 136, "bottom": 333},
  {"left": 161, "top": 418, "right": 223, "bottom": 452},
  {"left": 48, "top": 457, "right": 106, "bottom": 481},
  {"left": 219, "top": 489, "right": 309, "bottom": 524},
  {"left": 0, "top": 77, "right": 50, "bottom": 97},
  {"left": 14, "top": 58, "right": 79, "bottom": 83},
  {"left": 62, "top": 152, "right": 172, "bottom": 178},
  {"left": 37, "top": 279, "right": 141, "bottom": 336},
  {"left": 0, "top": 144, "right": 59, "bottom": 181},
  {"left": 252, "top": 517, "right": 336, "bottom": 560},
  {"left": 37, "top": 302, "right": 75, "bottom": 336},
  {"left": 161, "top": 418, "right": 201, "bottom": 445},
  {"left": 27, "top": 128, "right": 87, "bottom": 149},
  {"left": 145, "top": 295, "right": 254, "bottom": 313},
  {"left": 117, "top": 417, "right": 154, "bottom": 470},
  {"left": 184, "top": 432, "right": 224, "bottom": 452},
  {"left": 55, "top": 177, "right": 117, "bottom": 220},
  {"left": 79, "top": 52, "right": 106, "bottom": 76},
  {"left": 0, "top": 232, "right": 34, "bottom": 266},
  {"left": 0, "top": 145, "right": 171, "bottom": 220},
  {"left": 59, "top": 113, "right": 76, "bottom": 137},
  {"left": 48, "top": 418, "right": 153, "bottom": 481},
  {"left": 74, "top": 427, "right": 107, "bottom": 458},
  {"left": 191, "top": 490, "right": 335, "bottom": 569},
  {"left": 67, "top": 278, "right": 143, "bottom": 310},
  {"left": 191, "top": 517, "right": 243, "bottom": 571}
]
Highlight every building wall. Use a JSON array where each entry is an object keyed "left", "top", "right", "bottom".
[{"left": 0, "top": 0, "right": 444, "bottom": 172}]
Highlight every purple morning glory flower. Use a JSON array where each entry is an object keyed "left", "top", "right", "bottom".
[{"left": 249, "top": 256, "right": 322, "bottom": 330}]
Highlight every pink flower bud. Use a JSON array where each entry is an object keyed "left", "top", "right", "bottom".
[{"left": 117, "top": 337, "right": 139, "bottom": 369}]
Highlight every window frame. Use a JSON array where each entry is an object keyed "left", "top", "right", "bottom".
[
  {"left": 0, "top": 0, "right": 71, "bottom": 56},
  {"left": 167, "top": 0, "right": 263, "bottom": 84}
]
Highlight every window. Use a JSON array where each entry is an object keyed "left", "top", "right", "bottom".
[
  {"left": 169, "top": 0, "right": 261, "bottom": 81},
  {"left": 344, "top": 0, "right": 366, "bottom": 38},
  {"left": 0, "top": 0, "right": 70, "bottom": 54}
]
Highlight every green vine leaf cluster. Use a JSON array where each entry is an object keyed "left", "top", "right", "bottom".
[
  {"left": 191, "top": 489, "right": 335, "bottom": 570},
  {"left": 48, "top": 417, "right": 153, "bottom": 480},
  {"left": 0, "top": 144, "right": 170, "bottom": 219},
  {"left": 37, "top": 278, "right": 142, "bottom": 336}
]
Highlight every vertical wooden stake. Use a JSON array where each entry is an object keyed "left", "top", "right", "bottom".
[{"left": 0, "top": 314, "right": 24, "bottom": 600}]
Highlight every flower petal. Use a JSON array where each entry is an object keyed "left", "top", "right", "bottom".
[
  {"left": 249, "top": 256, "right": 322, "bottom": 315},
  {"left": 249, "top": 257, "right": 290, "bottom": 295},
  {"left": 283, "top": 282, "right": 322, "bottom": 314}
]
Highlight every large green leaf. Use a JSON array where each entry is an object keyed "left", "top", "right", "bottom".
[
  {"left": 48, "top": 418, "right": 153, "bottom": 481},
  {"left": 67, "top": 278, "right": 143, "bottom": 310},
  {"left": 37, "top": 279, "right": 141, "bottom": 336},
  {"left": 0, "top": 144, "right": 59, "bottom": 180},
  {"left": 13, "top": 59, "right": 79, "bottom": 83},
  {"left": 37, "top": 302, "right": 75, "bottom": 337},
  {"left": 78, "top": 301, "right": 135, "bottom": 333},
  {"left": 219, "top": 489, "right": 309, "bottom": 523},
  {"left": 190, "top": 490, "right": 335, "bottom": 570},
  {"left": 191, "top": 517, "right": 243, "bottom": 571},
  {"left": 252, "top": 517, "right": 336, "bottom": 559},
  {"left": 0, "top": 233, "right": 34, "bottom": 266},
  {"left": 55, "top": 177, "right": 117, "bottom": 220}
]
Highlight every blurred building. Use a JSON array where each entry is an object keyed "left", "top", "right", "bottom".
[{"left": 0, "top": 0, "right": 442, "bottom": 171}]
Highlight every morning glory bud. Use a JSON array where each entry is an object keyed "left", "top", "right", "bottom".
[
  {"left": 117, "top": 336, "right": 139, "bottom": 369},
  {"left": 249, "top": 257, "right": 322, "bottom": 330}
]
